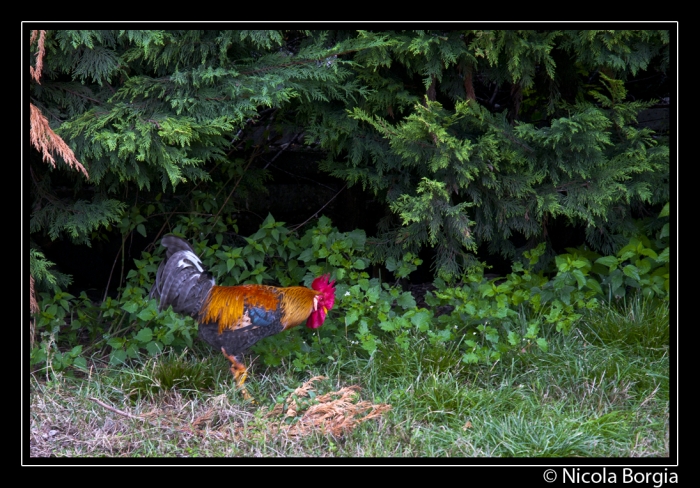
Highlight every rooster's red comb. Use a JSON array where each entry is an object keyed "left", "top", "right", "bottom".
[{"left": 311, "top": 274, "right": 336, "bottom": 292}]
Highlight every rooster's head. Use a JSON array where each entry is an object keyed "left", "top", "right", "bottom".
[{"left": 306, "top": 274, "right": 336, "bottom": 329}]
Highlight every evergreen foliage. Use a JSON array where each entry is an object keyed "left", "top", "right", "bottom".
[
  {"left": 312, "top": 30, "right": 670, "bottom": 279},
  {"left": 29, "top": 28, "right": 670, "bottom": 286}
]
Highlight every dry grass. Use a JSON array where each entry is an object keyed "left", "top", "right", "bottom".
[
  {"left": 29, "top": 373, "right": 392, "bottom": 457},
  {"left": 265, "top": 376, "right": 391, "bottom": 437},
  {"left": 30, "top": 381, "right": 250, "bottom": 457}
]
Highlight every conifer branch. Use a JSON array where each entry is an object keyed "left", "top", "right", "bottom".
[
  {"left": 63, "top": 88, "right": 103, "bottom": 105},
  {"left": 30, "top": 104, "right": 88, "bottom": 178}
]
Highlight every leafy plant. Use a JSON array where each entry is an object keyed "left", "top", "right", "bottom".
[
  {"left": 30, "top": 205, "right": 670, "bottom": 378},
  {"left": 560, "top": 202, "right": 669, "bottom": 301}
]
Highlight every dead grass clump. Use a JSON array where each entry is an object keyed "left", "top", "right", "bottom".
[{"left": 266, "top": 376, "right": 391, "bottom": 437}]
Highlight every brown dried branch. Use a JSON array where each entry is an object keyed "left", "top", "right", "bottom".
[
  {"left": 427, "top": 74, "right": 437, "bottom": 102},
  {"left": 463, "top": 64, "right": 476, "bottom": 101},
  {"left": 29, "top": 274, "right": 38, "bottom": 314},
  {"left": 289, "top": 183, "right": 347, "bottom": 232},
  {"left": 30, "top": 275, "right": 38, "bottom": 349},
  {"left": 30, "top": 30, "right": 45, "bottom": 84},
  {"left": 29, "top": 103, "right": 88, "bottom": 179},
  {"left": 87, "top": 396, "right": 210, "bottom": 441},
  {"left": 88, "top": 397, "right": 147, "bottom": 421},
  {"left": 30, "top": 30, "right": 87, "bottom": 178}
]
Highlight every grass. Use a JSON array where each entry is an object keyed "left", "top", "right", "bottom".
[{"left": 28, "top": 295, "right": 670, "bottom": 458}]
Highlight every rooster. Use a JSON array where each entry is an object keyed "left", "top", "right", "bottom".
[{"left": 149, "top": 235, "right": 336, "bottom": 397}]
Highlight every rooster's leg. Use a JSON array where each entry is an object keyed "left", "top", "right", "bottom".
[{"left": 221, "top": 347, "right": 252, "bottom": 400}]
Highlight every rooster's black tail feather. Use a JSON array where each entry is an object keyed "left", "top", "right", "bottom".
[{"left": 149, "top": 235, "right": 214, "bottom": 317}]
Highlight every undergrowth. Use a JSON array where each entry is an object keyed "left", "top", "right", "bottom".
[{"left": 29, "top": 203, "right": 669, "bottom": 378}]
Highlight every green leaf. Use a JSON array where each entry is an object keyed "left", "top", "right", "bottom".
[
  {"left": 107, "top": 337, "right": 125, "bottom": 349},
  {"left": 353, "top": 258, "right": 367, "bottom": 270},
  {"left": 137, "top": 308, "right": 158, "bottom": 321},
  {"left": 360, "top": 336, "right": 378, "bottom": 355},
  {"left": 555, "top": 255, "right": 568, "bottom": 272},
  {"left": 572, "top": 269, "right": 587, "bottom": 289},
  {"left": 262, "top": 213, "right": 276, "bottom": 228},
  {"left": 347, "top": 229, "right": 366, "bottom": 248},
  {"left": 622, "top": 264, "right": 641, "bottom": 281},
  {"left": 507, "top": 331, "right": 519, "bottom": 346},
  {"left": 410, "top": 310, "right": 431, "bottom": 330},
  {"left": 525, "top": 322, "right": 540, "bottom": 339},
  {"left": 585, "top": 277, "right": 603, "bottom": 295},
  {"left": 299, "top": 248, "right": 315, "bottom": 262},
  {"left": 637, "top": 258, "right": 653, "bottom": 275},
  {"left": 462, "top": 352, "right": 479, "bottom": 364},
  {"left": 345, "top": 309, "right": 359, "bottom": 326},
  {"left": 135, "top": 328, "right": 153, "bottom": 343},
  {"left": 126, "top": 342, "right": 140, "bottom": 359},
  {"left": 110, "top": 349, "right": 127, "bottom": 366},
  {"left": 610, "top": 272, "right": 624, "bottom": 294},
  {"left": 379, "top": 320, "right": 397, "bottom": 332},
  {"left": 396, "top": 292, "right": 417, "bottom": 309},
  {"left": 484, "top": 328, "right": 499, "bottom": 344},
  {"left": 146, "top": 341, "right": 164, "bottom": 355},
  {"left": 596, "top": 256, "right": 619, "bottom": 270},
  {"left": 73, "top": 356, "right": 88, "bottom": 370},
  {"left": 638, "top": 247, "right": 658, "bottom": 259}
]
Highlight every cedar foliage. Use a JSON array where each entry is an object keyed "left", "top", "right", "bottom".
[
  {"left": 313, "top": 30, "right": 670, "bottom": 279},
  {"left": 28, "top": 28, "right": 670, "bottom": 286}
]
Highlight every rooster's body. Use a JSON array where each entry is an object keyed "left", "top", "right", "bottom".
[{"left": 149, "top": 235, "right": 336, "bottom": 396}]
